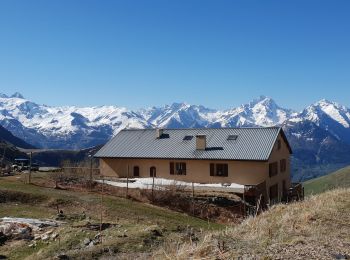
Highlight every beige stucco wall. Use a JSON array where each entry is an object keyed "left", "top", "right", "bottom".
[
  {"left": 100, "top": 157, "right": 268, "bottom": 185},
  {"left": 267, "top": 134, "right": 292, "bottom": 201},
  {"left": 99, "top": 133, "right": 291, "bottom": 202}
]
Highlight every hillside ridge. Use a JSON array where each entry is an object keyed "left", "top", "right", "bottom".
[
  {"left": 304, "top": 165, "right": 350, "bottom": 195},
  {"left": 156, "top": 188, "right": 350, "bottom": 259}
]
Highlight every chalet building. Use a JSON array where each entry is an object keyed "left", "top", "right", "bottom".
[{"left": 95, "top": 127, "right": 292, "bottom": 203}]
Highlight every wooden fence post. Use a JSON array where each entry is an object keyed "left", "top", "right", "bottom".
[
  {"left": 243, "top": 185, "right": 246, "bottom": 217},
  {"left": 28, "top": 152, "right": 32, "bottom": 184},
  {"left": 126, "top": 165, "right": 129, "bottom": 197},
  {"left": 90, "top": 156, "right": 93, "bottom": 183},
  {"left": 192, "top": 182, "right": 195, "bottom": 216},
  {"left": 255, "top": 194, "right": 262, "bottom": 217},
  {"left": 152, "top": 173, "right": 155, "bottom": 201},
  {"left": 100, "top": 177, "right": 104, "bottom": 246}
]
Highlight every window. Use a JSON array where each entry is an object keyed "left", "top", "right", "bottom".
[
  {"left": 183, "top": 135, "right": 193, "bottom": 141},
  {"left": 277, "top": 139, "right": 281, "bottom": 150},
  {"left": 280, "top": 159, "right": 287, "bottom": 172},
  {"left": 216, "top": 164, "right": 228, "bottom": 176},
  {"left": 210, "top": 163, "right": 228, "bottom": 177},
  {"left": 150, "top": 167, "right": 156, "bottom": 177},
  {"left": 170, "top": 162, "right": 186, "bottom": 175},
  {"left": 176, "top": 162, "right": 186, "bottom": 175},
  {"left": 133, "top": 166, "right": 139, "bottom": 177},
  {"left": 269, "top": 162, "right": 278, "bottom": 177},
  {"left": 227, "top": 135, "right": 238, "bottom": 141}
]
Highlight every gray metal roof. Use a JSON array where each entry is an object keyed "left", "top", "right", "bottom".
[{"left": 94, "top": 127, "right": 290, "bottom": 161}]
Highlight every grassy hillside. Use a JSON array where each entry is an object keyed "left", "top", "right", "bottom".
[
  {"left": 2, "top": 172, "right": 349, "bottom": 259},
  {"left": 0, "top": 174, "right": 222, "bottom": 259},
  {"left": 157, "top": 188, "right": 350, "bottom": 259},
  {"left": 304, "top": 165, "right": 350, "bottom": 196}
]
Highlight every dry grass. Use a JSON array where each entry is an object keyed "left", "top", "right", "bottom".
[
  {"left": 0, "top": 173, "right": 224, "bottom": 259},
  {"left": 156, "top": 188, "right": 350, "bottom": 259}
]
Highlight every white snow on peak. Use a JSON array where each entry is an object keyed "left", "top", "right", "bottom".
[
  {"left": 290, "top": 99, "right": 350, "bottom": 128},
  {"left": 211, "top": 96, "right": 293, "bottom": 127},
  {"left": 316, "top": 99, "right": 350, "bottom": 128},
  {"left": 0, "top": 95, "right": 148, "bottom": 137},
  {"left": 141, "top": 97, "right": 292, "bottom": 129},
  {"left": 1, "top": 93, "right": 350, "bottom": 149}
]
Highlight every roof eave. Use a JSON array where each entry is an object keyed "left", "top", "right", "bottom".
[
  {"left": 94, "top": 156, "right": 269, "bottom": 163},
  {"left": 280, "top": 128, "right": 293, "bottom": 154},
  {"left": 266, "top": 127, "right": 293, "bottom": 162}
]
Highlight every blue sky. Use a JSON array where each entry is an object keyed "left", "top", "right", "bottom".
[{"left": 0, "top": 0, "right": 349, "bottom": 110}]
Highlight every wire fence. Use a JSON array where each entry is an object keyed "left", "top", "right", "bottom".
[{"left": 49, "top": 166, "right": 100, "bottom": 188}]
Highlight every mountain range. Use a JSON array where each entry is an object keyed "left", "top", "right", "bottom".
[{"left": 1, "top": 92, "right": 350, "bottom": 180}]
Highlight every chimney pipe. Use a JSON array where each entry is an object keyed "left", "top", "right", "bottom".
[
  {"left": 156, "top": 129, "right": 164, "bottom": 139},
  {"left": 196, "top": 135, "right": 206, "bottom": 150}
]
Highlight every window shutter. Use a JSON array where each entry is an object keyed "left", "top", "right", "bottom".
[
  {"left": 269, "top": 162, "right": 278, "bottom": 177},
  {"left": 210, "top": 163, "right": 215, "bottom": 176},
  {"left": 170, "top": 162, "right": 174, "bottom": 175}
]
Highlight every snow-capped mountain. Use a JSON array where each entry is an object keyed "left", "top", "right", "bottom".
[
  {"left": 211, "top": 95, "right": 294, "bottom": 127},
  {"left": 289, "top": 99, "right": 350, "bottom": 144},
  {"left": 139, "top": 95, "right": 293, "bottom": 129},
  {"left": 290, "top": 99, "right": 350, "bottom": 127},
  {"left": 0, "top": 93, "right": 295, "bottom": 149},
  {"left": 0, "top": 94, "right": 149, "bottom": 149},
  {"left": 1, "top": 93, "right": 349, "bottom": 148},
  {"left": 1, "top": 92, "right": 350, "bottom": 180},
  {"left": 139, "top": 102, "right": 215, "bottom": 128}
]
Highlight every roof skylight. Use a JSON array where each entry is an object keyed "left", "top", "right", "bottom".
[{"left": 227, "top": 135, "right": 238, "bottom": 141}]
